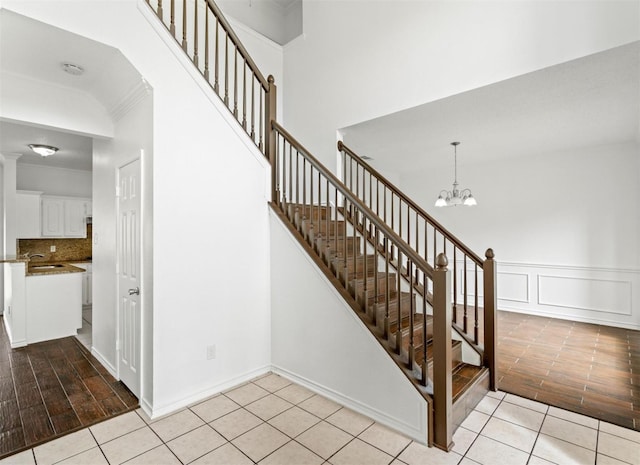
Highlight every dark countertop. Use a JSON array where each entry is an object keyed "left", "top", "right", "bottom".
[
  {"left": 2, "top": 257, "right": 91, "bottom": 275},
  {"left": 26, "top": 263, "right": 86, "bottom": 277}
]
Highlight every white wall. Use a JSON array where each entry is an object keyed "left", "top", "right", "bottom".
[
  {"left": 270, "top": 211, "right": 428, "bottom": 443},
  {"left": 283, "top": 1, "right": 639, "bottom": 169},
  {"left": 283, "top": 0, "right": 640, "bottom": 328},
  {"left": 218, "top": 0, "right": 301, "bottom": 45},
  {"left": 92, "top": 91, "right": 153, "bottom": 408},
  {"left": 1, "top": 0, "right": 273, "bottom": 417},
  {"left": 17, "top": 164, "right": 92, "bottom": 197},
  {"left": 400, "top": 142, "right": 640, "bottom": 329}
]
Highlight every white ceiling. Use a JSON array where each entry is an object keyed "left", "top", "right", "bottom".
[
  {"left": 0, "top": 121, "right": 93, "bottom": 171},
  {"left": 0, "top": 9, "right": 144, "bottom": 171},
  {"left": 341, "top": 41, "right": 640, "bottom": 175}
]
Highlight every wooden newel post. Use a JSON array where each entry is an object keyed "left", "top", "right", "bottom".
[
  {"left": 265, "top": 75, "right": 277, "bottom": 203},
  {"left": 433, "top": 253, "right": 453, "bottom": 451},
  {"left": 483, "top": 248, "right": 497, "bottom": 391}
]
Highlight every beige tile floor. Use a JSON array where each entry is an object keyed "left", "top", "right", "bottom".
[{"left": 2, "top": 372, "right": 639, "bottom": 465}]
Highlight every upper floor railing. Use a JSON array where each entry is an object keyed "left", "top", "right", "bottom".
[{"left": 146, "top": 0, "right": 276, "bottom": 155}]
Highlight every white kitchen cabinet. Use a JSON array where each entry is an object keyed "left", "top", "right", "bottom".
[
  {"left": 64, "top": 199, "right": 87, "bottom": 237},
  {"left": 41, "top": 197, "right": 64, "bottom": 237},
  {"left": 72, "top": 263, "right": 92, "bottom": 306},
  {"left": 26, "top": 272, "right": 82, "bottom": 343},
  {"left": 41, "top": 196, "right": 91, "bottom": 238},
  {"left": 3, "top": 262, "right": 27, "bottom": 348},
  {"left": 16, "top": 191, "right": 43, "bottom": 238}
]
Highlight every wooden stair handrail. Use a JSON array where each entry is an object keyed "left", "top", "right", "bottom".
[
  {"left": 273, "top": 122, "right": 434, "bottom": 278},
  {"left": 338, "top": 141, "right": 483, "bottom": 265}
]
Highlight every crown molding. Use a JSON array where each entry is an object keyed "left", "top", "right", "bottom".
[{"left": 108, "top": 78, "right": 152, "bottom": 122}]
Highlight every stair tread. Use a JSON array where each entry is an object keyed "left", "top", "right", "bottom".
[{"left": 452, "top": 364, "right": 488, "bottom": 402}]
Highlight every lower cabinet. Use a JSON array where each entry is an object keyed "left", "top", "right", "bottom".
[{"left": 72, "top": 263, "right": 92, "bottom": 306}]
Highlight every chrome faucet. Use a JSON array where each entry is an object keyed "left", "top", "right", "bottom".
[{"left": 26, "top": 253, "right": 45, "bottom": 259}]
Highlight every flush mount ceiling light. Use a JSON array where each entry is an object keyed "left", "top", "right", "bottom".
[
  {"left": 28, "top": 144, "right": 59, "bottom": 157},
  {"left": 435, "top": 142, "right": 477, "bottom": 207},
  {"left": 61, "top": 62, "right": 85, "bottom": 76}
]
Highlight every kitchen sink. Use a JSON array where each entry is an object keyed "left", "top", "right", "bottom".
[{"left": 30, "top": 264, "right": 65, "bottom": 270}]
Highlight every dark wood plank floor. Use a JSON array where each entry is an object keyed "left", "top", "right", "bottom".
[
  {"left": 497, "top": 310, "right": 640, "bottom": 431},
  {"left": 0, "top": 316, "right": 138, "bottom": 459}
]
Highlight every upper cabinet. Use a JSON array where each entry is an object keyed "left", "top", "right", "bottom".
[
  {"left": 41, "top": 197, "right": 64, "bottom": 237},
  {"left": 64, "top": 199, "right": 88, "bottom": 237},
  {"left": 41, "top": 196, "right": 92, "bottom": 238},
  {"left": 16, "top": 191, "right": 43, "bottom": 239}
]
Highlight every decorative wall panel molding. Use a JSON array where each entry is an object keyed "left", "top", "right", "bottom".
[
  {"left": 493, "top": 261, "right": 639, "bottom": 330},
  {"left": 538, "top": 275, "right": 632, "bottom": 316},
  {"left": 498, "top": 272, "right": 530, "bottom": 303}
]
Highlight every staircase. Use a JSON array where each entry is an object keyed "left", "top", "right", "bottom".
[
  {"left": 292, "top": 196, "right": 490, "bottom": 436},
  {"left": 143, "top": 0, "right": 497, "bottom": 451}
]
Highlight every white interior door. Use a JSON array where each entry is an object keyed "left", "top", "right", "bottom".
[{"left": 117, "top": 159, "right": 141, "bottom": 397}]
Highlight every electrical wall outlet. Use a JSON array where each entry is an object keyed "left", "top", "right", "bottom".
[
  {"left": 206, "top": 345, "right": 216, "bottom": 360},
  {"left": 50, "top": 245, "right": 56, "bottom": 252}
]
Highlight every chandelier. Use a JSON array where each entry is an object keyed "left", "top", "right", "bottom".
[{"left": 435, "top": 142, "right": 477, "bottom": 207}]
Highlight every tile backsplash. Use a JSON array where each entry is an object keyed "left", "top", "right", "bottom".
[{"left": 18, "top": 224, "right": 92, "bottom": 262}]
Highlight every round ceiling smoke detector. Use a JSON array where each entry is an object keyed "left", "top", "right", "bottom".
[{"left": 61, "top": 63, "right": 85, "bottom": 76}]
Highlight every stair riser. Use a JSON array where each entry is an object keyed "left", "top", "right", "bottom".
[
  {"left": 351, "top": 274, "right": 397, "bottom": 296},
  {"left": 418, "top": 341, "right": 464, "bottom": 372},
  {"left": 361, "top": 290, "right": 402, "bottom": 307},
  {"left": 318, "top": 236, "right": 362, "bottom": 258},
  {"left": 289, "top": 205, "right": 331, "bottom": 220},
  {"left": 375, "top": 295, "right": 413, "bottom": 325},
  {"left": 334, "top": 256, "right": 377, "bottom": 276},
  {"left": 308, "top": 221, "right": 346, "bottom": 235},
  {"left": 403, "top": 321, "right": 434, "bottom": 346}
]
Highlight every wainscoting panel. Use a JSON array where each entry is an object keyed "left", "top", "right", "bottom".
[
  {"left": 538, "top": 275, "right": 632, "bottom": 316},
  {"left": 498, "top": 272, "right": 529, "bottom": 303},
  {"left": 495, "top": 262, "right": 640, "bottom": 330}
]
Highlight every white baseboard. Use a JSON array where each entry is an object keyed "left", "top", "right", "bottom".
[
  {"left": 91, "top": 347, "right": 117, "bottom": 378},
  {"left": 139, "top": 397, "right": 153, "bottom": 420},
  {"left": 9, "top": 339, "right": 27, "bottom": 348},
  {"left": 272, "top": 365, "right": 428, "bottom": 444},
  {"left": 148, "top": 365, "right": 271, "bottom": 420}
]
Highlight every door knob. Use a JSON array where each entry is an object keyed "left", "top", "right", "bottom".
[{"left": 128, "top": 287, "right": 140, "bottom": 296}]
